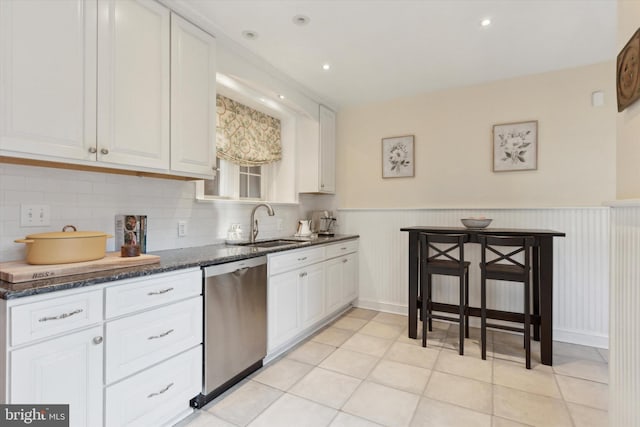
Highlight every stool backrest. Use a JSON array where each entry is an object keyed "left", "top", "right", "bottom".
[
  {"left": 478, "top": 235, "right": 535, "bottom": 269},
  {"left": 419, "top": 233, "right": 468, "bottom": 264}
]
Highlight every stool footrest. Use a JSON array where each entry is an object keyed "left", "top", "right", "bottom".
[{"left": 486, "top": 322, "right": 525, "bottom": 334}]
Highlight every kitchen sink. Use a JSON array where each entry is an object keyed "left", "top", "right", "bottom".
[{"left": 232, "top": 239, "right": 308, "bottom": 249}]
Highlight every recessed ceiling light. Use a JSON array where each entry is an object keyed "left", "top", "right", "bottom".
[
  {"left": 242, "top": 30, "right": 259, "bottom": 40},
  {"left": 278, "top": 94, "right": 285, "bottom": 100},
  {"left": 292, "top": 15, "right": 310, "bottom": 25},
  {"left": 480, "top": 18, "right": 491, "bottom": 27},
  {"left": 322, "top": 63, "right": 331, "bottom": 71}
]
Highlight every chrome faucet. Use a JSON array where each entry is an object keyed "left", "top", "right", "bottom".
[{"left": 249, "top": 203, "right": 275, "bottom": 243}]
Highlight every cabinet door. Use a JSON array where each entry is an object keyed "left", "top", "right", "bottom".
[
  {"left": 342, "top": 252, "right": 359, "bottom": 304},
  {"left": 0, "top": 0, "right": 97, "bottom": 160},
  {"left": 300, "top": 263, "right": 325, "bottom": 328},
  {"left": 325, "top": 258, "right": 344, "bottom": 315},
  {"left": 267, "top": 270, "right": 300, "bottom": 352},
  {"left": 319, "top": 105, "right": 336, "bottom": 193},
  {"left": 10, "top": 326, "right": 103, "bottom": 427},
  {"left": 97, "top": 0, "right": 170, "bottom": 170},
  {"left": 170, "top": 13, "right": 216, "bottom": 177}
]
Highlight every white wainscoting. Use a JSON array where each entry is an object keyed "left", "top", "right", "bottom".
[
  {"left": 338, "top": 207, "right": 610, "bottom": 348},
  {"left": 609, "top": 204, "right": 640, "bottom": 426}
]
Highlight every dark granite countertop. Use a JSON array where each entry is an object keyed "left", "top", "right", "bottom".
[{"left": 0, "top": 234, "right": 359, "bottom": 300}]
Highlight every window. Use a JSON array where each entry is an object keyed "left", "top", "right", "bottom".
[
  {"left": 198, "top": 75, "right": 298, "bottom": 204},
  {"left": 239, "top": 166, "right": 261, "bottom": 199},
  {"left": 203, "top": 94, "right": 279, "bottom": 200}
]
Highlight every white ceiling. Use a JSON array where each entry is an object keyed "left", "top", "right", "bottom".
[{"left": 178, "top": 0, "right": 617, "bottom": 109}]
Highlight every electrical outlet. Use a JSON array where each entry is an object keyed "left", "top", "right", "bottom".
[
  {"left": 178, "top": 220, "right": 187, "bottom": 237},
  {"left": 20, "top": 204, "right": 51, "bottom": 227}
]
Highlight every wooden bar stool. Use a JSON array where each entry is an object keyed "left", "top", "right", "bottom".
[
  {"left": 479, "top": 235, "right": 535, "bottom": 369},
  {"left": 419, "top": 233, "right": 469, "bottom": 355}
]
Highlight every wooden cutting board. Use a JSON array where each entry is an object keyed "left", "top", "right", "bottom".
[{"left": 0, "top": 252, "right": 161, "bottom": 283}]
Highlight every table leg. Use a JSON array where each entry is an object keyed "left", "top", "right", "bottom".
[
  {"left": 408, "top": 231, "right": 419, "bottom": 338},
  {"left": 533, "top": 247, "right": 540, "bottom": 342},
  {"left": 539, "top": 236, "right": 553, "bottom": 365}
]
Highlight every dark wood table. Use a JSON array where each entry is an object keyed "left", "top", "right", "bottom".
[{"left": 400, "top": 226, "right": 565, "bottom": 366}]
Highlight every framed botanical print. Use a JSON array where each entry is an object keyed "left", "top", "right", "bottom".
[
  {"left": 492, "top": 121, "right": 538, "bottom": 172},
  {"left": 382, "top": 135, "right": 414, "bottom": 178}
]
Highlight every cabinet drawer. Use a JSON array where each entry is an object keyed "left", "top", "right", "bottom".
[
  {"left": 105, "top": 296, "right": 202, "bottom": 384},
  {"left": 105, "top": 268, "right": 201, "bottom": 319},
  {"left": 10, "top": 289, "right": 103, "bottom": 347},
  {"left": 268, "top": 246, "right": 325, "bottom": 276},
  {"left": 325, "top": 239, "right": 359, "bottom": 259},
  {"left": 105, "top": 345, "right": 201, "bottom": 427}
]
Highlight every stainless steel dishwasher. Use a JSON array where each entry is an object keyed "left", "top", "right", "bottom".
[{"left": 191, "top": 256, "right": 267, "bottom": 408}]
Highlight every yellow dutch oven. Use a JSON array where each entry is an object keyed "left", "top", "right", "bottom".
[{"left": 15, "top": 225, "right": 113, "bottom": 265}]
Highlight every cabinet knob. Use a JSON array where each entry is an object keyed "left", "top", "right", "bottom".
[
  {"left": 92, "top": 336, "right": 103, "bottom": 345},
  {"left": 100, "top": 148, "right": 109, "bottom": 155},
  {"left": 88, "top": 146, "right": 97, "bottom": 154}
]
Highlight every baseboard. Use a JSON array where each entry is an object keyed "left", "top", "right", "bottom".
[
  {"left": 354, "top": 299, "right": 408, "bottom": 316},
  {"left": 355, "top": 299, "right": 609, "bottom": 349},
  {"left": 553, "top": 329, "right": 609, "bottom": 349}
]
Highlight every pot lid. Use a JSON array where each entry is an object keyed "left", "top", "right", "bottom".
[{"left": 25, "top": 230, "right": 109, "bottom": 239}]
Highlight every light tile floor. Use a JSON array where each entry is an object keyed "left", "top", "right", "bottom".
[{"left": 176, "top": 308, "right": 609, "bottom": 427}]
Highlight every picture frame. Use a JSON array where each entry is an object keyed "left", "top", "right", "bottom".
[
  {"left": 382, "top": 135, "right": 414, "bottom": 178},
  {"left": 492, "top": 121, "right": 538, "bottom": 172},
  {"left": 617, "top": 27, "right": 640, "bottom": 112}
]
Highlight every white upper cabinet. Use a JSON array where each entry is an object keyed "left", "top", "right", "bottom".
[
  {"left": 170, "top": 13, "right": 216, "bottom": 178},
  {"left": 97, "top": 0, "right": 171, "bottom": 170},
  {"left": 297, "top": 104, "right": 336, "bottom": 194},
  {"left": 318, "top": 104, "right": 336, "bottom": 193},
  {"left": 0, "top": 0, "right": 97, "bottom": 161}
]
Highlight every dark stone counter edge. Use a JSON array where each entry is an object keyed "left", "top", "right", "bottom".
[{"left": 0, "top": 235, "right": 359, "bottom": 300}]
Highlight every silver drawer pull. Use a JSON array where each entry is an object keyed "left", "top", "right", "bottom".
[
  {"left": 147, "top": 382, "right": 174, "bottom": 398},
  {"left": 342, "top": 259, "right": 348, "bottom": 263},
  {"left": 299, "top": 272, "right": 307, "bottom": 278},
  {"left": 93, "top": 336, "right": 103, "bottom": 345},
  {"left": 148, "top": 329, "right": 174, "bottom": 340},
  {"left": 38, "top": 308, "right": 83, "bottom": 322},
  {"left": 148, "top": 287, "right": 174, "bottom": 296},
  {"left": 341, "top": 247, "right": 347, "bottom": 250},
  {"left": 298, "top": 256, "right": 307, "bottom": 261}
]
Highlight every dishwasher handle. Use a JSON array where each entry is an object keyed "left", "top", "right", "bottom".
[{"left": 204, "top": 256, "right": 266, "bottom": 277}]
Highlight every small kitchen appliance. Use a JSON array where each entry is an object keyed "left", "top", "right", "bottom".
[
  {"left": 296, "top": 220, "right": 312, "bottom": 236},
  {"left": 311, "top": 210, "right": 337, "bottom": 236}
]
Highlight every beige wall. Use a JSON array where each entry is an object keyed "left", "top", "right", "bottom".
[
  {"left": 616, "top": 0, "right": 640, "bottom": 199},
  {"left": 336, "top": 62, "right": 616, "bottom": 208}
]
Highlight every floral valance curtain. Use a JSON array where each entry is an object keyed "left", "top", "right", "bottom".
[{"left": 216, "top": 94, "right": 282, "bottom": 166}]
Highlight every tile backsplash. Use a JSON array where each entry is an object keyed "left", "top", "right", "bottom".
[{"left": 0, "top": 163, "right": 321, "bottom": 262}]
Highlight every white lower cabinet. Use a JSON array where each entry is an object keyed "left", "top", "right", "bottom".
[
  {"left": 2, "top": 268, "right": 203, "bottom": 427},
  {"left": 267, "top": 269, "right": 301, "bottom": 352},
  {"left": 300, "top": 263, "right": 325, "bottom": 328},
  {"left": 267, "top": 239, "right": 359, "bottom": 358},
  {"left": 342, "top": 252, "right": 359, "bottom": 303},
  {"left": 105, "top": 345, "right": 201, "bottom": 427},
  {"left": 10, "top": 326, "right": 104, "bottom": 427}
]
